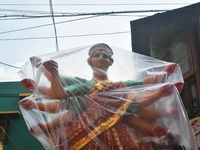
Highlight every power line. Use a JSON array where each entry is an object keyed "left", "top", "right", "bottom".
[
  {"left": 0, "top": 9, "right": 170, "bottom": 35},
  {"left": 0, "top": 14, "right": 149, "bottom": 20},
  {"left": 0, "top": 9, "right": 170, "bottom": 16},
  {"left": 0, "top": 3, "right": 192, "bottom": 6},
  {"left": 0, "top": 6, "right": 199, "bottom": 18},
  {"left": 1, "top": 7, "right": 199, "bottom": 21},
  {"left": 0, "top": 31, "right": 130, "bottom": 41},
  {"left": 0, "top": 10, "right": 166, "bottom": 19},
  {"left": 0, "top": 9, "right": 166, "bottom": 35},
  {"left": 49, "top": 0, "right": 59, "bottom": 52},
  {"left": 0, "top": 62, "right": 20, "bottom": 69},
  {"left": 0, "top": 7, "right": 196, "bottom": 35},
  {"left": 0, "top": 15, "right": 99, "bottom": 35}
]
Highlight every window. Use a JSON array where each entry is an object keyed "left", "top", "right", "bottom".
[
  {"left": 151, "top": 32, "right": 194, "bottom": 76},
  {"left": 162, "top": 52, "right": 171, "bottom": 62},
  {"left": 170, "top": 36, "right": 193, "bottom": 75},
  {"left": 171, "top": 40, "right": 188, "bottom": 62}
]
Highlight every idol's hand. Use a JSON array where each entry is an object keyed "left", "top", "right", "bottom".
[
  {"left": 174, "top": 82, "right": 184, "bottom": 93},
  {"left": 162, "top": 63, "right": 178, "bottom": 75},
  {"left": 115, "top": 82, "right": 126, "bottom": 89},
  {"left": 152, "top": 126, "right": 167, "bottom": 137},
  {"left": 43, "top": 60, "right": 58, "bottom": 74},
  {"left": 21, "top": 78, "right": 35, "bottom": 90},
  {"left": 159, "top": 84, "right": 174, "bottom": 97},
  {"left": 18, "top": 99, "right": 37, "bottom": 110},
  {"left": 30, "top": 123, "right": 47, "bottom": 135},
  {"left": 30, "top": 56, "right": 42, "bottom": 68}
]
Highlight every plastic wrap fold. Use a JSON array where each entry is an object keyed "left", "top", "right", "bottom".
[{"left": 18, "top": 44, "right": 197, "bottom": 150}]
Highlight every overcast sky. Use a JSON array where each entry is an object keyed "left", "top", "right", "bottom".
[{"left": 0, "top": 0, "right": 199, "bottom": 82}]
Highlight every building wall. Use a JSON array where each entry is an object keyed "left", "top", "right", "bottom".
[
  {"left": 0, "top": 82, "right": 43, "bottom": 150},
  {"left": 130, "top": 3, "right": 200, "bottom": 119}
]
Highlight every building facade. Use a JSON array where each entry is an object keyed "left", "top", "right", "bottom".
[
  {"left": 130, "top": 3, "right": 200, "bottom": 119},
  {"left": 0, "top": 82, "right": 43, "bottom": 150}
]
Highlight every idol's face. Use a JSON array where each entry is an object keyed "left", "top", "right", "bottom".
[{"left": 89, "top": 46, "right": 113, "bottom": 71}]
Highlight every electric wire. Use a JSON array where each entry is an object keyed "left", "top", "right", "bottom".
[
  {"left": 0, "top": 9, "right": 170, "bottom": 16},
  {"left": 0, "top": 9, "right": 170, "bottom": 35},
  {"left": 0, "top": 7, "right": 199, "bottom": 18},
  {"left": 0, "top": 11, "right": 161, "bottom": 20},
  {"left": 1, "top": 7, "right": 198, "bottom": 20},
  {"left": 0, "top": 62, "right": 20, "bottom": 69},
  {"left": 0, "top": 14, "right": 149, "bottom": 21},
  {"left": 0, "top": 13, "right": 150, "bottom": 18},
  {"left": 0, "top": 31, "right": 130, "bottom": 41},
  {"left": 0, "top": 15, "right": 99, "bottom": 35},
  {"left": 0, "top": 3, "right": 192, "bottom": 6},
  {"left": 49, "top": 0, "right": 59, "bottom": 52},
  {"left": 0, "top": 13, "right": 149, "bottom": 18}
]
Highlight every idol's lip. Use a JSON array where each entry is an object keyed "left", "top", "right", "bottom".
[{"left": 98, "top": 60, "right": 104, "bottom": 63}]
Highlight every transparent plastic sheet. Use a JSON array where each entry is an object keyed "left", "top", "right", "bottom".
[{"left": 18, "top": 44, "right": 197, "bottom": 150}]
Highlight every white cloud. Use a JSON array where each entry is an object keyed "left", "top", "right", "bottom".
[{"left": 0, "top": 62, "right": 24, "bottom": 82}]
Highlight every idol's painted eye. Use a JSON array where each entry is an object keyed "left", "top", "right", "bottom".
[
  {"left": 93, "top": 54, "right": 100, "bottom": 58},
  {"left": 102, "top": 54, "right": 109, "bottom": 59}
]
